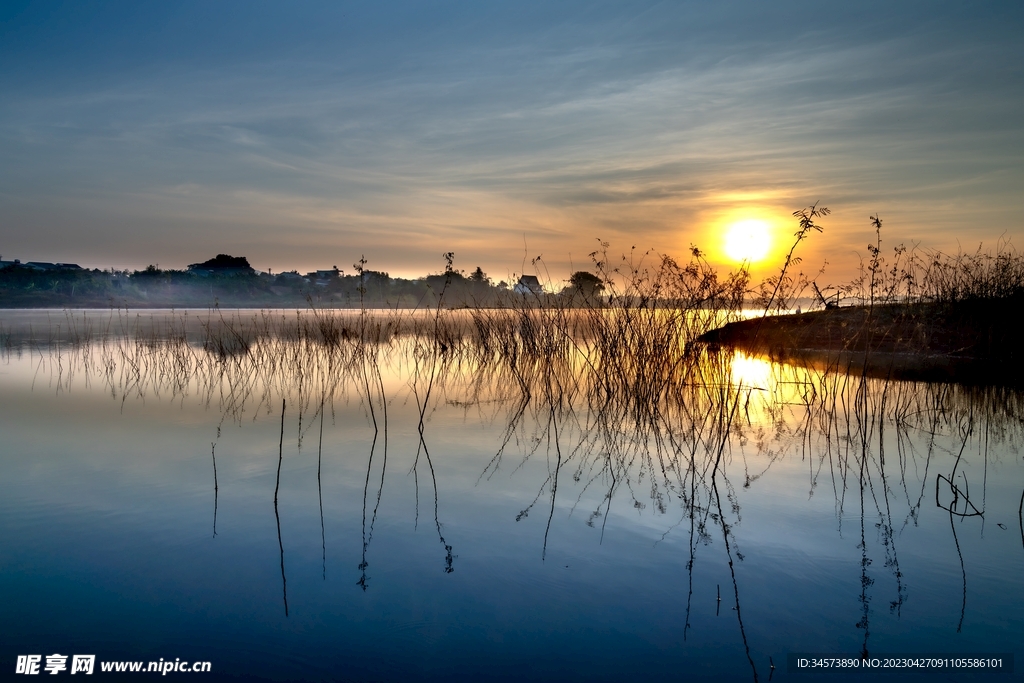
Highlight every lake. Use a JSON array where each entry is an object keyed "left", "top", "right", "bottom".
[{"left": 1, "top": 308, "right": 1020, "bottom": 682}]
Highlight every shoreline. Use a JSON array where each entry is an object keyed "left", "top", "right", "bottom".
[{"left": 696, "top": 302, "right": 1022, "bottom": 386}]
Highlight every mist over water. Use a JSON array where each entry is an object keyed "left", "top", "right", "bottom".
[{"left": 1, "top": 309, "right": 1021, "bottom": 682}]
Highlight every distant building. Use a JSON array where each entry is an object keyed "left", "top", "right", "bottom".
[
  {"left": 276, "top": 271, "right": 307, "bottom": 283},
  {"left": 307, "top": 267, "right": 341, "bottom": 287},
  {"left": 0, "top": 258, "right": 21, "bottom": 270},
  {"left": 513, "top": 275, "right": 543, "bottom": 296}
]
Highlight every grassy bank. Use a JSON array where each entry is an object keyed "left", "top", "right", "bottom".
[{"left": 697, "top": 217, "right": 1024, "bottom": 384}]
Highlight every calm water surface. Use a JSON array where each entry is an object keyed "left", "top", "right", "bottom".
[{"left": 1, "top": 309, "right": 1021, "bottom": 682}]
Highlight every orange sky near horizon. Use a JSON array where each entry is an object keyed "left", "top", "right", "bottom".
[{"left": 2, "top": 3, "right": 1021, "bottom": 287}]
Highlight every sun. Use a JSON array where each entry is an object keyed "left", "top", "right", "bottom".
[{"left": 723, "top": 219, "right": 772, "bottom": 264}]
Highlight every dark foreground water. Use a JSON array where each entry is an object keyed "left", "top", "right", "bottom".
[{"left": 0, "top": 310, "right": 1021, "bottom": 682}]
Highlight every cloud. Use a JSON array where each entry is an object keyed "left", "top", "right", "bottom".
[{"left": 1, "top": 1, "right": 1022, "bottom": 278}]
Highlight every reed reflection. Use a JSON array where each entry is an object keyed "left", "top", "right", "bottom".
[
  {"left": 1019, "top": 488, "right": 1023, "bottom": 553},
  {"left": 6, "top": 304, "right": 1024, "bottom": 674},
  {"left": 317, "top": 396, "right": 326, "bottom": 581},
  {"left": 274, "top": 398, "right": 288, "bottom": 617},
  {"left": 357, "top": 346, "right": 388, "bottom": 591},
  {"left": 211, "top": 442, "right": 218, "bottom": 538}
]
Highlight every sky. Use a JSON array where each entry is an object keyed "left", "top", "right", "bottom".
[{"left": 1, "top": 1, "right": 1022, "bottom": 284}]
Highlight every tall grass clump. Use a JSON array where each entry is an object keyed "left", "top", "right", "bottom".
[
  {"left": 704, "top": 214, "right": 1024, "bottom": 377},
  {"left": 836, "top": 217, "right": 1024, "bottom": 310},
  {"left": 917, "top": 241, "right": 1024, "bottom": 305}
]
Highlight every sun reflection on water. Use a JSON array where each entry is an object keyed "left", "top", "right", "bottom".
[{"left": 729, "top": 350, "right": 772, "bottom": 391}]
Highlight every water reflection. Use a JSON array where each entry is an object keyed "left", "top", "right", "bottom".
[
  {"left": 1020, "top": 488, "right": 1024, "bottom": 552},
  {"left": 357, "top": 356, "right": 386, "bottom": 591},
  {"left": 317, "top": 397, "right": 326, "bottom": 581},
  {"left": 2, "top": 308, "right": 1022, "bottom": 680},
  {"left": 410, "top": 348, "right": 455, "bottom": 574},
  {"left": 274, "top": 399, "right": 288, "bottom": 617},
  {"left": 729, "top": 351, "right": 772, "bottom": 393},
  {"left": 211, "top": 442, "right": 219, "bottom": 538}
]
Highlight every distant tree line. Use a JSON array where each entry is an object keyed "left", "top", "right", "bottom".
[{"left": 0, "top": 253, "right": 607, "bottom": 309}]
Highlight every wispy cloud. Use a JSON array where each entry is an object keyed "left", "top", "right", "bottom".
[{"left": 1, "top": 1, "right": 1021, "bottom": 277}]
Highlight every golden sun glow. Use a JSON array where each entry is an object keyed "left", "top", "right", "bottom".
[
  {"left": 723, "top": 219, "right": 772, "bottom": 264},
  {"left": 730, "top": 351, "right": 772, "bottom": 391}
]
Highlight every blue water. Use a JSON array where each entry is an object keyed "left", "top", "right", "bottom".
[{"left": 0, "top": 318, "right": 1021, "bottom": 682}]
